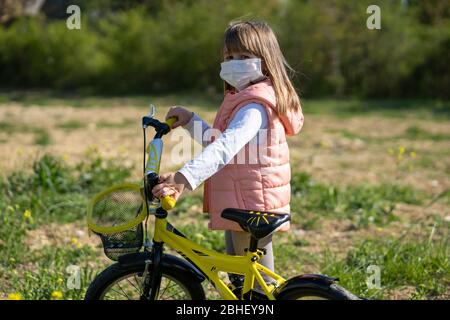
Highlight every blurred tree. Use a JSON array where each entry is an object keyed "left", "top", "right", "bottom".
[
  {"left": 409, "top": 0, "right": 450, "bottom": 25},
  {"left": 0, "top": 0, "right": 448, "bottom": 98},
  {"left": 0, "top": 0, "right": 44, "bottom": 24}
]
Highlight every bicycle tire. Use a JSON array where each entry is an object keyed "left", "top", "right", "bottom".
[
  {"left": 277, "top": 283, "right": 360, "bottom": 300},
  {"left": 85, "top": 262, "right": 206, "bottom": 300}
]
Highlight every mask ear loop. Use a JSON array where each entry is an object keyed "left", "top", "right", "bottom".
[
  {"left": 259, "top": 58, "right": 270, "bottom": 78},
  {"left": 249, "top": 59, "right": 269, "bottom": 86},
  {"left": 242, "top": 21, "right": 271, "bottom": 80}
]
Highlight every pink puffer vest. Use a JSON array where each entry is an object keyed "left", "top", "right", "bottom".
[{"left": 204, "top": 79, "right": 304, "bottom": 231}]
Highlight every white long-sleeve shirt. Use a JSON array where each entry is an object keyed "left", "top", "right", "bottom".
[{"left": 178, "top": 103, "right": 268, "bottom": 190}]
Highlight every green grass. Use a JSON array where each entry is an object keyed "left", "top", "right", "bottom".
[
  {"left": 33, "top": 128, "right": 51, "bottom": 146},
  {"left": 1, "top": 92, "right": 449, "bottom": 299},
  {"left": 4, "top": 245, "right": 102, "bottom": 300},
  {"left": 0, "top": 153, "right": 447, "bottom": 300},
  {"left": 96, "top": 118, "right": 137, "bottom": 128},
  {"left": 0, "top": 90, "right": 222, "bottom": 111},
  {"left": 1, "top": 91, "right": 449, "bottom": 120},
  {"left": 176, "top": 224, "right": 225, "bottom": 252},
  {"left": 1, "top": 154, "right": 133, "bottom": 226},
  {"left": 170, "top": 193, "right": 204, "bottom": 216},
  {"left": 0, "top": 153, "right": 134, "bottom": 299},
  {"left": 0, "top": 121, "right": 17, "bottom": 134},
  {"left": 290, "top": 172, "right": 424, "bottom": 229},
  {"left": 303, "top": 99, "right": 450, "bottom": 119},
  {"left": 328, "top": 125, "right": 450, "bottom": 144},
  {"left": 403, "top": 125, "right": 450, "bottom": 141},
  {"left": 321, "top": 235, "right": 449, "bottom": 299},
  {"left": 0, "top": 121, "right": 52, "bottom": 145},
  {"left": 274, "top": 238, "right": 319, "bottom": 276},
  {"left": 56, "top": 120, "right": 87, "bottom": 131}
]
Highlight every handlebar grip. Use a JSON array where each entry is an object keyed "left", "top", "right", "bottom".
[
  {"left": 160, "top": 195, "right": 176, "bottom": 210},
  {"left": 165, "top": 117, "right": 178, "bottom": 128}
]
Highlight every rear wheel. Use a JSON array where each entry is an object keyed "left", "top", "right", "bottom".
[
  {"left": 277, "top": 284, "right": 360, "bottom": 300},
  {"left": 85, "top": 263, "right": 206, "bottom": 300}
]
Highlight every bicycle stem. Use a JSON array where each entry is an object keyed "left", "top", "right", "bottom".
[{"left": 143, "top": 116, "right": 178, "bottom": 211}]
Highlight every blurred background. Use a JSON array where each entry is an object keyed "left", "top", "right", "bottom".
[
  {"left": 0, "top": 0, "right": 449, "bottom": 300},
  {"left": 0, "top": 0, "right": 449, "bottom": 98}
]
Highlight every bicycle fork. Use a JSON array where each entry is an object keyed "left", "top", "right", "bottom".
[{"left": 141, "top": 241, "right": 164, "bottom": 300}]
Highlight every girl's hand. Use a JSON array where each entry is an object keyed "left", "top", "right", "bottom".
[
  {"left": 166, "top": 106, "right": 194, "bottom": 128},
  {"left": 152, "top": 172, "right": 191, "bottom": 201}
]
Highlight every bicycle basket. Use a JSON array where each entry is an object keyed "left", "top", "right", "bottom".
[{"left": 87, "top": 183, "right": 148, "bottom": 261}]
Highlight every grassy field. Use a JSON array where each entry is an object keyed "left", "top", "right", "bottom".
[{"left": 0, "top": 91, "right": 449, "bottom": 300}]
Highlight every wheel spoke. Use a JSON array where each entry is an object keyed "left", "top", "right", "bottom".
[
  {"left": 158, "top": 279, "right": 173, "bottom": 299},
  {"left": 161, "top": 282, "right": 185, "bottom": 300},
  {"left": 97, "top": 271, "right": 194, "bottom": 300},
  {"left": 126, "top": 276, "right": 142, "bottom": 295},
  {"left": 134, "top": 275, "right": 143, "bottom": 295},
  {"left": 107, "top": 287, "right": 129, "bottom": 299},
  {"left": 159, "top": 281, "right": 182, "bottom": 299},
  {"left": 162, "top": 290, "right": 186, "bottom": 300},
  {"left": 116, "top": 282, "right": 132, "bottom": 300}
]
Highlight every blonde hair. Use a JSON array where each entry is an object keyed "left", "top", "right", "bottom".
[{"left": 222, "top": 20, "right": 301, "bottom": 115}]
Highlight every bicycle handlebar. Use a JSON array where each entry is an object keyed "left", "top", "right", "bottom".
[
  {"left": 165, "top": 117, "right": 177, "bottom": 128},
  {"left": 160, "top": 195, "right": 176, "bottom": 210},
  {"left": 157, "top": 116, "right": 178, "bottom": 211},
  {"left": 142, "top": 114, "right": 179, "bottom": 211}
]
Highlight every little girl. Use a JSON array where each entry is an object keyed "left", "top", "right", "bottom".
[{"left": 152, "top": 20, "right": 304, "bottom": 286}]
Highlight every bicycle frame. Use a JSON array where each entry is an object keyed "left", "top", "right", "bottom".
[
  {"left": 151, "top": 215, "right": 286, "bottom": 300},
  {"left": 142, "top": 111, "right": 286, "bottom": 300}
]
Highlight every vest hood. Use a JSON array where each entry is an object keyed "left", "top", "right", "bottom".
[
  {"left": 229, "top": 79, "right": 304, "bottom": 137},
  {"left": 279, "top": 103, "right": 304, "bottom": 136}
]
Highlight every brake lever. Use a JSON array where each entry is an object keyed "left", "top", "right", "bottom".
[
  {"left": 148, "top": 104, "right": 156, "bottom": 118},
  {"left": 142, "top": 104, "right": 156, "bottom": 128}
]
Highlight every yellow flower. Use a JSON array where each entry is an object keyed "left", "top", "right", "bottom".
[
  {"left": 23, "top": 209, "right": 33, "bottom": 222},
  {"left": 409, "top": 151, "right": 416, "bottom": 158},
  {"left": 320, "top": 140, "right": 328, "bottom": 148},
  {"left": 7, "top": 293, "right": 22, "bottom": 300},
  {"left": 51, "top": 290, "right": 63, "bottom": 300},
  {"left": 398, "top": 146, "right": 405, "bottom": 155},
  {"left": 70, "top": 237, "right": 81, "bottom": 248}
]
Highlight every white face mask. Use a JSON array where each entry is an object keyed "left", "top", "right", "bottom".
[{"left": 219, "top": 58, "right": 265, "bottom": 91}]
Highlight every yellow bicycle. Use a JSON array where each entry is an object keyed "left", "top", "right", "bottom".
[{"left": 85, "top": 106, "right": 359, "bottom": 300}]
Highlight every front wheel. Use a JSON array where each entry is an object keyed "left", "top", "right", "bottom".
[{"left": 85, "top": 263, "right": 206, "bottom": 300}]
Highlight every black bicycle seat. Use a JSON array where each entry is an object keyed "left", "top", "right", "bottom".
[{"left": 221, "top": 208, "right": 290, "bottom": 239}]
